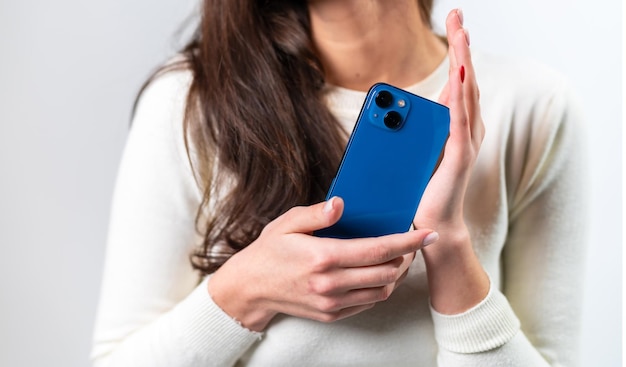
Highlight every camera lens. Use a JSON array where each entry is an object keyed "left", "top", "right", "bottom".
[
  {"left": 384, "top": 111, "right": 402, "bottom": 129},
  {"left": 375, "top": 90, "right": 393, "bottom": 108}
]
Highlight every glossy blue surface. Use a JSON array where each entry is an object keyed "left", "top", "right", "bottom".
[{"left": 316, "top": 83, "right": 450, "bottom": 239}]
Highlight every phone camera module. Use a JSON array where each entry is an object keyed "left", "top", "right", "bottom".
[
  {"left": 383, "top": 111, "right": 403, "bottom": 129},
  {"left": 375, "top": 90, "right": 393, "bottom": 108}
]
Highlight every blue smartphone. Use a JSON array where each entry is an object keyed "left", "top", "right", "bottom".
[{"left": 315, "top": 83, "right": 450, "bottom": 239}]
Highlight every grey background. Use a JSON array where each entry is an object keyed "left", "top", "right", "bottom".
[{"left": 0, "top": 1, "right": 621, "bottom": 366}]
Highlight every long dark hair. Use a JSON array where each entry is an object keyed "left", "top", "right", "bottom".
[{"left": 164, "top": 0, "right": 434, "bottom": 275}]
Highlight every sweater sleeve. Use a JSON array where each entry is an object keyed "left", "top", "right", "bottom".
[
  {"left": 90, "top": 70, "right": 261, "bottom": 367},
  {"left": 431, "top": 72, "right": 588, "bottom": 366}
]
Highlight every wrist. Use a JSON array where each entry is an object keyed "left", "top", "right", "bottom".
[
  {"left": 420, "top": 226, "right": 490, "bottom": 315},
  {"left": 415, "top": 219, "right": 471, "bottom": 254},
  {"left": 208, "top": 270, "right": 277, "bottom": 332}
]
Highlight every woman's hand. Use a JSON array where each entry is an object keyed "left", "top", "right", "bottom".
[
  {"left": 415, "top": 9, "right": 484, "bottom": 231},
  {"left": 209, "top": 197, "right": 438, "bottom": 331},
  {"left": 414, "top": 9, "right": 490, "bottom": 314}
]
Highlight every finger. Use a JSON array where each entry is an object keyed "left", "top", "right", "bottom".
[
  {"left": 310, "top": 256, "right": 406, "bottom": 294},
  {"left": 445, "top": 9, "right": 464, "bottom": 40},
  {"left": 332, "top": 229, "right": 438, "bottom": 268},
  {"left": 450, "top": 28, "right": 476, "bottom": 104},
  {"left": 449, "top": 25, "right": 483, "bottom": 143},
  {"left": 445, "top": 9, "right": 464, "bottom": 69},
  {"left": 311, "top": 252, "right": 415, "bottom": 294},
  {"left": 268, "top": 196, "right": 344, "bottom": 235},
  {"left": 331, "top": 303, "right": 377, "bottom": 322},
  {"left": 276, "top": 299, "right": 376, "bottom": 324},
  {"left": 440, "top": 8, "right": 464, "bottom": 107},
  {"left": 393, "top": 268, "right": 410, "bottom": 291},
  {"left": 393, "top": 252, "right": 415, "bottom": 291},
  {"left": 447, "top": 40, "right": 469, "bottom": 142},
  {"left": 313, "top": 303, "right": 377, "bottom": 324},
  {"left": 445, "top": 9, "right": 475, "bottom": 107},
  {"left": 313, "top": 286, "right": 392, "bottom": 314},
  {"left": 444, "top": 9, "right": 477, "bottom": 115}
]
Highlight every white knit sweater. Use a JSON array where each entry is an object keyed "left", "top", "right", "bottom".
[{"left": 91, "top": 51, "right": 588, "bottom": 366}]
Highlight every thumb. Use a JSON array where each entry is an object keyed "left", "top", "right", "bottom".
[{"left": 272, "top": 196, "right": 344, "bottom": 235}]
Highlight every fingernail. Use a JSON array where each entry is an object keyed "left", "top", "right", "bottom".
[
  {"left": 464, "top": 28, "right": 470, "bottom": 46},
  {"left": 323, "top": 197, "right": 336, "bottom": 214},
  {"left": 457, "top": 8, "right": 464, "bottom": 25},
  {"left": 460, "top": 65, "right": 465, "bottom": 83},
  {"left": 422, "top": 232, "right": 439, "bottom": 248}
]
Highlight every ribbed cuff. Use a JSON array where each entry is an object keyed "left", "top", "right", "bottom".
[
  {"left": 430, "top": 278, "right": 520, "bottom": 354},
  {"left": 174, "top": 277, "right": 262, "bottom": 364}
]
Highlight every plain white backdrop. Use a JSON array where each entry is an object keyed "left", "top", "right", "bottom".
[{"left": 0, "top": 1, "right": 621, "bottom": 366}]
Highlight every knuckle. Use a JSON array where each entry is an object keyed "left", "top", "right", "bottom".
[
  {"left": 369, "top": 244, "right": 392, "bottom": 264},
  {"left": 317, "top": 297, "right": 340, "bottom": 313},
  {"left": 459, "top": 115, "right": 470, "bottom": 128},
  {"left": 286, "top": 205, "right": 303, "bottom": 216},
  {"left": 386, "top": 267, "right": 399, "bottom": 283},
  {"left": 310, "top": 252, "right": 335, "bottom": 272},
  {"left": 308, "top": 276, "right": 336, "bottom": 295},
  {"left": 284, "top": 206, "right": 304, "bottom": 222},
  {"left": 376, "top": 267, "right": 398, "bottom": 285},
  {"left": 379, "top": 286, "right": 393, "bottom": 301}
]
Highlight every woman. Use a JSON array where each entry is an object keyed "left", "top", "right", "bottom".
[{"left": 91, "top": 1, "right": 587, "bottom": 366}]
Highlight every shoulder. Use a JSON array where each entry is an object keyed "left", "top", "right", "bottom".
[
  {"left": 128, "top": 59, "right": 196, "bottom": 158},
  {"left": 472, "top": 50, "right": 571, "bottom": 103},
  {"left": 123, "top": 61, "right": 199, "bottom": 192},
  {"left": 472, "top": 52, "right": 586, "bottom": 208},
  {"left": 134, "top": 61, "right": 194, "bottom": 128},
  {"left": 472, "top": 50, "right": 582, "bottom": 138}
]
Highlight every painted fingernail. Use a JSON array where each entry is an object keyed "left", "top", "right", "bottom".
[
  {"left": 457, "top": 8, "right": 464, "bottom": 25},
  {"left": 464, "top": 28, "right": 470, "bottom": 46},
  {"left": 460, "top": 65, "right": 465, "bottom": 83},
  {"left": 323, "top": 197, "right": 336, "bottom": 214},
  {"left": 423, "top": 232, "right": 439, "bottom": 248}
]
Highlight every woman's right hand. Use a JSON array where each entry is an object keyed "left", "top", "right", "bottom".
[{"left": 208, "top": 196, "right": 438, "bottom": 331}]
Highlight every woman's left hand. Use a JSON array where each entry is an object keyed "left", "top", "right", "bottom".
[
  {"left": 414, "top": 8, "right": 484, "bottom": 231},
  {"left": 413, "top": 9, "right": 490, "bottom": 314}
]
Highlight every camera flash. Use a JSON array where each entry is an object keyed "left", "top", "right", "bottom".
[{"left": 397, "top": 99, "right": 406, "bottom": 108}]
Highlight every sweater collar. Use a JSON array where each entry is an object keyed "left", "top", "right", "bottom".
[{"left": 324, "top": 54, "right": 450, "bottom": 117}]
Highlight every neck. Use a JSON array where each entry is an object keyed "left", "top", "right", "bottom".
[{"left": 308, "top": 0, "right": 446, "bottom": 91}]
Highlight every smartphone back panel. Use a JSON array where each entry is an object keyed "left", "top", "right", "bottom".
[{"left": 316, "top": 83, "right": 450, "bottom": 239}]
